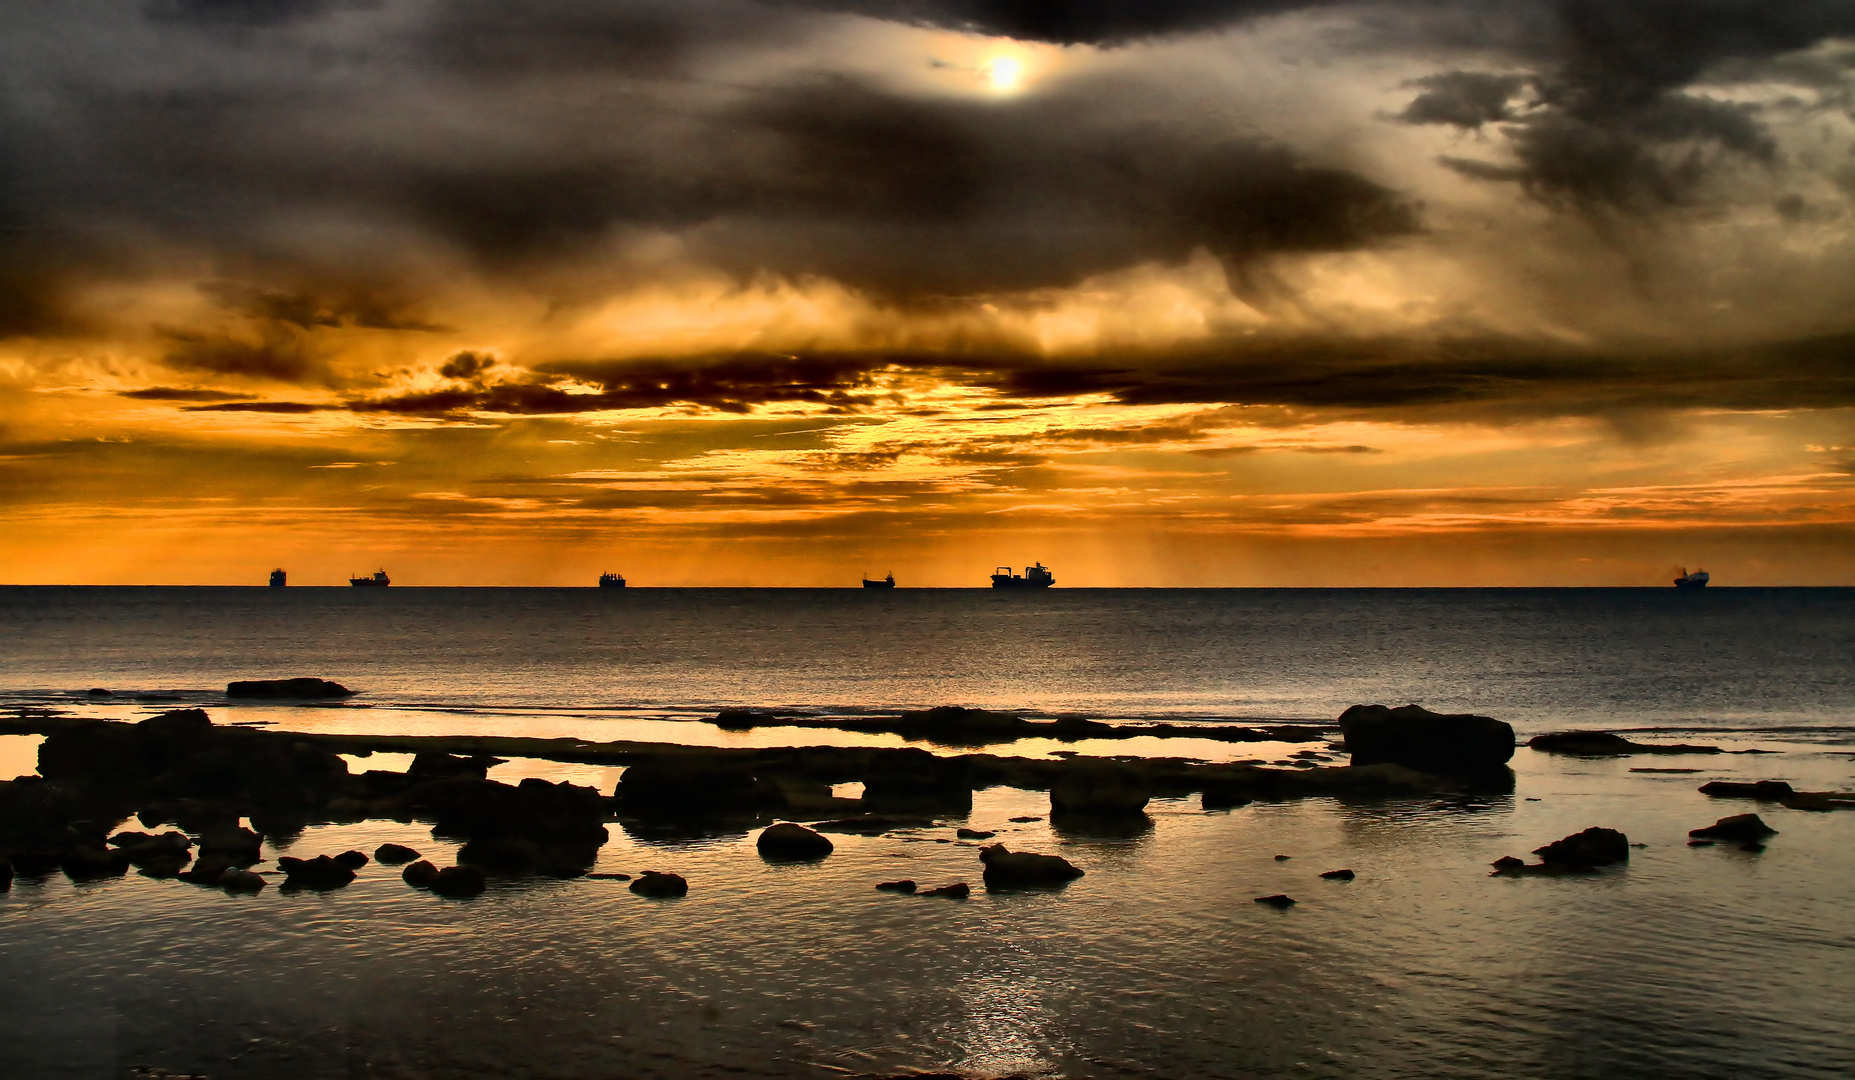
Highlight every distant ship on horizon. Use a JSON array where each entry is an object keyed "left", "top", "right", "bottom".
[
  {"left": 1674, "top": 568, "right": 1710, "bottom": 589},
  {"left": 599, "top": 572, "right": 626, "bottom": 588},
  {"left": 349, "top": 569, "right": 390, "bottom": 587},
  {"left": 991, "top": 562, "right": 1054, "bottom": 589},
  {"left": 862, "top": 572, "right": 895, "bottom": 589},
  {"left": 269, "top": 568, "right": 286, "bottom": 587}
]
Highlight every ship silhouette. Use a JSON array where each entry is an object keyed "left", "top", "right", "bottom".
[
  {"left": 349, "top": 569, "right": 390, "bottom": 587},
  {"left": 862, "top": 572, "right": 895, "bottom": 589},
  {"left": 991, "top": 563, "right": 1054, "bottom": 589},
  {"left": 1674, "top": 568, "right": 1710, "bottom": 589},
  {"left": 599, "top": 572, "right": 626, "bottom": 588},
  {"left": 269, "top": 568, "right": 286, "bottom": 587}
]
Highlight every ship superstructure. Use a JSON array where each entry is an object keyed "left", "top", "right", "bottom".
[
  {"left": 862, "top": 573, "right": 896, "bottom": 589},
  {"left": 599, "top": 572, "right": 627, "bottom": 588},
  {"left": 269, "top": 568, "right": 286, "bottom": 587},
  {"left": 991, "top": 563, "right": 1054, "bottom": 589},
  {"left": 1674, "top": 568, "right": 1710, "bottom": 589}
]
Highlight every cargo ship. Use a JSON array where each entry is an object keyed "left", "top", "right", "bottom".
[
  {"left": 1674, "top": 568, "right": 1710, "bottom": 589},
  {"left": 862, "top": 573, "right": 895, "bottom": 589},
  {"left": 269, "top": 568, "right": 286, "bottom": 587},
  {"left": 349, "top": 570, "right": 390, "bottom": 587},
  {"left": 991, "top": 563, "right": 1054, "bottom": 589},
  {"left": 599, "top": 572, "right": 626, "bottom": 588}
]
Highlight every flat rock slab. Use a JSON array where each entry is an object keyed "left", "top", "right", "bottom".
[{"left": 226, "top": 678, "right": 354, "bottom": 699}]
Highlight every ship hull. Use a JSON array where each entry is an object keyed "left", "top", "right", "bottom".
[
  {"left": 990, "top": 577, "right": 1053, "bottom": 589},
  {"left": 862, "top": 580, "right": 894, "bottom": 589},
  {"left": 599, "top": 581, "right": 626, "bottom": 588},
  {"left": 1673, "top": 579, "right": 1708, "bottom": 589},
  {"left": 349, "top": 579, "right": 389, "bottom": 587}
]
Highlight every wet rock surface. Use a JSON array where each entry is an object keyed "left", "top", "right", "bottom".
[
  {"left": 1530, "top": 731, "right": 1722, "bottom": 755},
  {"left": 225, "top": 678, "right": 355, "bottom": 699},
  {"left": 756, "top": 822, "right": 835, "bottom": 860},
  {"left": 1700, "top": 780, "right": 1796, "bottom": 800},
  {"left": 374, "top": 842, "right": 421, "bottom": 865},
  {"left": 1689, "top": 814, "right": 1778, "bottom": 843},
  {"left": 1339, "top": 704, "right": 1516, "bottom": 774},
  {"left": 629, "top": 870, "right": 688, "bottom": 897},
  {"left": 978, "top": 843, "right": 1084, "bottom": 889}
]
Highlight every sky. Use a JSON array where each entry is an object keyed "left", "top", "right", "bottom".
[{"left": 3, "top": 0, "right": 1855, "bottom": 586}]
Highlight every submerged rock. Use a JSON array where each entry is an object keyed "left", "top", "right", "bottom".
[
  {"left": 374, "top": 843, "right": 421, "bottom": 865},
  {"left": 978, "top": 843, "right": 1084, "bottom": 889},
  {"left": 756, "top": 822, "right": 835, "bottom": 860},
  {"left": 875, "top": 880, "right": 917, "bottom": 893},
  {"left": 810, "top": 816, "right": 935, "bottom": 835},
  {"left": 1689, "top": 814, "right": 1778, "bottom": 843},
  {"left": 1533, "top": 827, "right": 1630, "bottom": 869},
  {"left": 225, "top": 678, "right": 354, "bottom": 699},
  {"left": 1319, "top": 869, "right": 1356, "bottom": 881},
  {"left": 919, "top": 882, "right": 970, "bottom": 899},
  {"left": 955, "top": 828, "right": 995, "bottom": 840},
  {"left": 401, "top": 860, "right": 441, "bottom": 888},
  {"left": 219, "top": 867, "right": 267, "bottom": 892},
  {"left": 1530, "top": 731, "right": 1721, "bottom": 756},
  {"left": 277, "top": 855, "right": 357, "bottom": 889},
  {"left": 1699, "top": 780, "right": 1796, "bottom": 800},
  {"left": 1254, "top": 894, "right": 1297, "bottom": 908},
  {"left": 1490, "top": 856, "right": 1526, "bottom": 874},
  {"left": 629, "top": 870, "right": 688, "bottom": 897},
  {"left": 1338, "top": 704, "right": 1515, "bottom": 774},
  {"left": 431, "top": 865, "right": 487, "bottom": 898},
  {"left": 1049, "top": 766, "right": 1151, "bottom": 819}
]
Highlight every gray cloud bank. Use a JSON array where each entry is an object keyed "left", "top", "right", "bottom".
[{"left": 8, "top": 0, "right": 1855, "bottom": 413}]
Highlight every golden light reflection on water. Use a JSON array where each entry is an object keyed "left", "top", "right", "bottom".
[{"left": 950, "top": 966, "right": 1066, "bottom": 1078}]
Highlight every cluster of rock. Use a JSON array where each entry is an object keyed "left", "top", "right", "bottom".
[
  {"left": 711, "top": 705, "right": 1330, "bottom": 748},
  {"left": 1491, "top": 827, "right": 1631, "bottom": 876},
  {"left": 1528, "top": 731, "right": 1722, "bottom": 756}
]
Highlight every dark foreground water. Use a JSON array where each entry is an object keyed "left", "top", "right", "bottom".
[{"left": 1, "top": 588, "right": 1852, "bottom": 1079}]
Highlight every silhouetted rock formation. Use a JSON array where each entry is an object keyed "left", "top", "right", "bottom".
[
  {"left": 629, "top": 870, "right": 688, "bottom": 897},
  {"left": 756, "top": 822, "right": 834, "bottom": 860},
  {"left": 1689, "top": 814, "right": 1778, "bottom": 843},
  {"left": 408, "top": 752, "right": 505, "bottom": 781},
  {"left": 432, "top": 865, "right": 487, "bottom": 897},
  {"left": 220, "top": 867, "right": 266, "bottom": 892},
  {"left": 1699, "top": 780, "right": 1795, "bottom": 800},
  {"left": 1529, "top": 731, "right": 1721, "bottom": 755},
  {"left": 618, "top": 757, "right": 769, "bottom": 817},
  {"left": 1254, "top": 894, "right": 1296, "bottom": 908},
  {"left": 402, "top": 860, "right": 441, "bottom": 888},
  {"left": 1320, "top": 869, "right": 1355, "bottom": 881},
  {"left": 1534, "top": 827, "right": 1629, "bottom": 868},
  {"left": 919, "top": 882, "right": 969, "bottom": 898},
  {"left": 1338, "top": 704, "right": 1515, "bottom": 774},
  {"left": 225, "top": 678, "right": 354, "bottom": 699},
  {"left": 374, "top": 843, "right": 421, "bottom": 865},
  {"left": 863, "top": 748, "right": 972, "bottom": 815},
  {"left": 978, "top": 843, "right": 1084, "bottom": 889},
  {"left": 875, "top": 879, "right": 916, "bottom": 893},
  {"left": 1049, "top": 765, "right": 1151, "bottom": 820},
  {"left": 278, "top": 854, "right": 357, "bottom": 889}
]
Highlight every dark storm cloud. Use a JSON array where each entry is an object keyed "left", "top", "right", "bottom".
[
  {"left": 183, "top": 400, "right": 334, "bottom": 412},
  {"left": 806, "top": 0, "right": 1342, "bottom": 44},
  {"left": 160, "top": 331, "right": 322, "bottom": 383},
  {"left": 119, "top": 387, "right": 254, "bottom": 402},
  {"left": 142, "top": 0, "right": 380, "bottom": 28}
]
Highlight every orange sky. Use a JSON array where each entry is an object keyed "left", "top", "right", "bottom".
[{"left": 3, "top": 2, "right": 1854, "bottom": 585}]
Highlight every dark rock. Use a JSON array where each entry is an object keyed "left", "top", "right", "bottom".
[
  {"left": 401, "top": 860, "right": 441, "bottom": 888},
  {"left": 61, "top": 845, "right": 130, "bottom": 881},
  {"left": 1533, "top": 827, "right": 1630, "bottom": 868},
  {"left": 1254, "top": 894, "right": 1296, "bottom": 908},
  {"left": 629, "top": 870, "right": 688, "bottom": 897},
  {"left": 374, "top": 843, "right": 421, "bottom": 865},
  {"left": 225, "top": 678, "right": 354, "bottom": 699},
  {"left": 137, "top": 853, "right": 191, "bottom": 878},
  {"left": 713, "top": 710, "right": 766, "bottom": 731},
  {"left": 1699, "top": 780, "right": 1796, "bottom": 800},
  {"left": 1274, "top": 854, "right": 1291, "bottom": 861},
  {"left": 332, "top": 849, "right": 369, "bottom": 870},
  {"left": 431, "top": 865, "right": 487, "bottom": 897},
  {"left": 1490, "top": 855, "right": 1526, "bottom": 873},
  {"left": 757, "top": 822, "right": 835, "bottom": 860},
  {"left": 862, "top": 748, "right": 972, "bottom": 815},
  {"left": 1689, "top": 814, "right": 1778, "bottom": 843},
  {"left": 618, "top": 758, "right": 768, "bottom": 817},
  {"left": 978, "top": 843, "right": 1084, "bottom": 889},
  {"left": 178, "top": 854, "right": 237, "bottom": 885},
  {"left": 219, "top": 868, "right": 267, "bottom": 892},
  {"left": 1050, "top": 766, "right": 1151, "bottom": 819},
  {"left": 457, "top": 835, "right": 540, "bottom": 875},
  {"left": 894, "top": 706, "right": 1026, "bottom": 744},
  {"left": 195, "top": 823, "right": 262, "bottom": 864},
  {"left": 1320, "top": 869, "right": 1356, "bottom": 881},
  {"left": 1201, "top": 780, "right": 1253, "bottom": 810},
  {"left": 875, "top": 880, "right": 917, "bottom": 893},
  {"left": 955, "top": 828, "right": 995, "bottom": 840},
  {"left": 1529, "top": 731, "right": 1721, "bottom": 756},
  {"left": 0, "top": 857, "right": 11, "bottom": 891},
  {"left": 1687, "top": 839, "right": 1714, "bottom": 847},
  {"left": 408, "top": 752, "right": 505, "bottom": 782},
  {"left": 277, "top": 855, "right": 357, "bottom": 889},
  {"left": 1008, "top": 815, "right": 1042, "bottom": 823},
  {"left": 1338, "top": 704, "right": 1515, "bottom": 773},
  {"left": 919, "top": 882, "right": 970, "bottom": 899},
  {"left": 584, "top": 872, "right": 632, "bottom": 880},
  {"left": 87, "top": 688, "right": 112, "bottom": 697}
]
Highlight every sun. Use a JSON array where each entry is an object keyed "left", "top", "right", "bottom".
[{"left": 984, "top": 56, "right": 1025, "bottom": 94}]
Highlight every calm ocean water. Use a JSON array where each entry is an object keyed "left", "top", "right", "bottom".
[{"left": 1, "top": 587, "right": 1852, "bottom": 1079}]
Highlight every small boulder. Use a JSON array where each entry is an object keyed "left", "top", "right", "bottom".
[
  {"left": 61, "top": 845, "right": 130, "bottom": 882},
  {"left": 629, "top": 870, "right": 688, "bottom": 897},
  {"left": 919, "top": 882, "right": 970, "bottom": 899},
  {"left": 756, "top": 822, "right": 835, "bottom": 861},
  {"left": 431, "top": 865, "right": 487, "bottom": 898},
  {"left": 401, "top": 860, "right": 441, "bottom": 888},
  {"left": 1319, "top": 869, "right": 1356, "bottom": 881},
  {"left": 219, "top": 868, "right": 267, "bottom": 893},
  {"left": 1688, "top": 814, "right": 1777, "bottom": 843},
  {"left": 1274, "top": 854, "right": 1291, "bottom": 861},
  {"left": 225, "top": 678, "right": 354, "bottom": 699},
  {"left": 1254, "top": 894, "right": 1296, "bottom": 908},
  {"left": 373, "top": 843, "right": 421, "bottom": 865},
  {"left": 1338, "top": 704, "right": 1515, "bottom": 773},
  {"left": 977, "top": 843, "right": 1084, "bottom": 889},
  {"left": 1533, "top": 827, "right": 1630, "bottom": 869},
  {"left": 955, "top": 828, "right": 995, "bottom": 840},
  {"left": 277, "top": 855, "right": 356, "bottom": 889},
  {"left": 1050, "top": 767, "right": 1151, "bottom": 817},
  {"left": 196, "top": 823, "right": 262, "bottom": 864},
  {"left": 1008, "top": 815, "right": 1042, "bottom": 823},
  {"left": 1699, "top": 780, "right": 1795, "bottom": 800},
  {"left": 1490, "top": 855, "right": 1527, "bottom": 874},
  {"left": 178, "top": 855, "right": 237, "bottom": 885},
  {"left": 332, "top": 850, "right": 369, "bottom": 871},
  {"left": 875, "top": 880, "right": 917, "bottom": 893}
]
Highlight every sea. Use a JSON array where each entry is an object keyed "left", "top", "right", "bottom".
[{"left": 0, "top": 586, "right": 1851, "bottom": 1079}]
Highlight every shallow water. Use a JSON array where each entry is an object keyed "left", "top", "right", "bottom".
[
  {"left": 2, "top": 587, "right": 1853, "bottom": 1078},
  {"left": 1, "top": 747, "right": 1852, "bottom": 1079}
]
